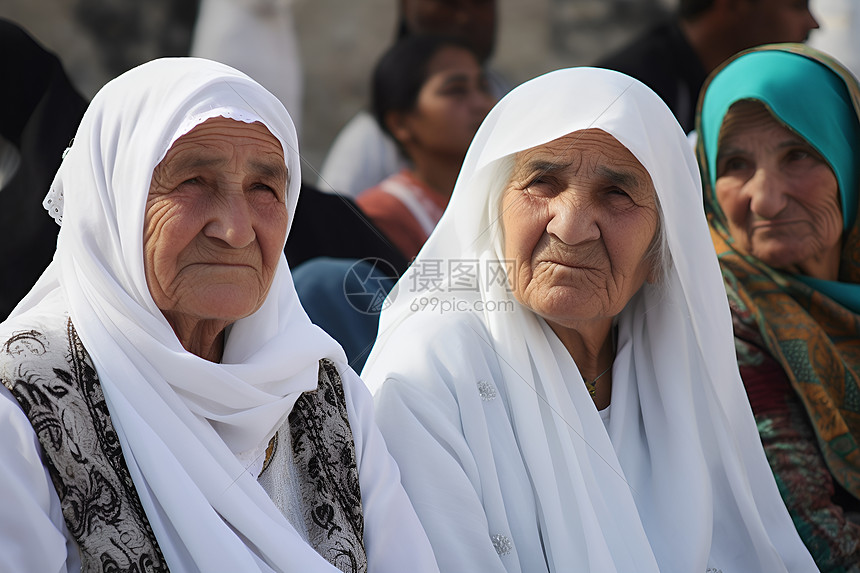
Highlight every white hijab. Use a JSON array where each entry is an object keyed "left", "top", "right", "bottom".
[
  {"left": 363, "top": 68, "right": 817, "bottom": 572},
  {"left": 8, "top": 58, "right": 350, "bottom": 572}
]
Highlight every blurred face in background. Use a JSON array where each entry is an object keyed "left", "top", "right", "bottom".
[
  {"left": 401, "top": 0, "right": 497, "bottom": 62},
  {"left": 737, "top": 0, "right": 818, "bottom": 46},
  {"left": 388, "top": 45, "right": 496, "bottom": 164}
]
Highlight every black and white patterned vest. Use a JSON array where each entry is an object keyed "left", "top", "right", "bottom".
[{"left": 1, "top": 316, "right": 367, "bottom": 573}]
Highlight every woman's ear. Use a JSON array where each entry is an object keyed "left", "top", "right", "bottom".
[
  {"left": 385, "top": 110, "right": 413, "bottom": 146},
  {"left": 646, "top": 267, "right": 657, "bottom": 284}
]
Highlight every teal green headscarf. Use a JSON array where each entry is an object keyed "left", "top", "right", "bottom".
[
  {"left": 700, "top": 46, "right": 860, "bottom": 231},
  {"left": 699, "top": 44, "right": 860, "bottom": 311}
]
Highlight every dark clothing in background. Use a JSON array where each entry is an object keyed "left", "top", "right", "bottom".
[
  {"left": 286, "top": 185, "right": 408, "bottom": 373},
  {"left": 0, "top": 19, "right": 88, "bottom": 319},
  {"left": 596, "top": 19, "right": 706, "bottom": 133},
  {"left": 286, "top": 183, "right": 409, "bottom": 275}
]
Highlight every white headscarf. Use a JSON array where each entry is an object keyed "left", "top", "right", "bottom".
[
  {"left": 362, "top": 68, "right": 817, "bottom": 572},
  {"left": 9, "top": 58, "right": 350, "bottom": 572}
]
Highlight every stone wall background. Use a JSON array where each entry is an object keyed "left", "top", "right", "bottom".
[{"left": 4, "top": 0, "right": 674, "bottom": 174}]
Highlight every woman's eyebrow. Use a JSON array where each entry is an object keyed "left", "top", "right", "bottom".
[
  {"left": 596, "top": 165, "right": 642, "bottom": 190},
  {"left": 519, "top": 159, "right": 571, "bottom": 176},
  {"left": 775, "top": 137, "right": 813, "bottom": 150},
  {"left": 715, "top": 146, "right": 745, "bottom": 163},
  {"left": 249, "top": 159, "right": 287, "bottom": 182},
  {"left": 165, "top": 153, "right": 286, "bottom": 182},
  {"left": 439, "top": 73, "right": 472, "bottom": 87}
]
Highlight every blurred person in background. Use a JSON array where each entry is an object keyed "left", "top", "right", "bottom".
[
  {"left": 317, "top": 0, "right": 504, "bottom": 198},
  {"left": 597, "top": 0, "right": 818, "bottom": 133},
  {"left": 291, "top": 35, "right": 494, "bottom": 372},
  {"left": 0, "top": 19, "right": 87, "bottom": 320},
  {"left": 808, "top": 0, "right": 860, "bottom": 79},
  {"left": 356, "top": 34, "right": 496, "bottom": 261},
  {"left": 190, "top": 0, "right": 304, "bottom": 134}
]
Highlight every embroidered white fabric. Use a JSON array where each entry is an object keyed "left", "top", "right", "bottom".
[
  {"left": 477, "top": 380, "right": 497, "bottom": 401},
  {"left": 257, "top": 424, "right": 310, "bottom": 543},
  {"left": 490, "top": 534, "right": 512, "bottom": 556},
  {"left": 43, "top": 186, "right": 63, "bottom": 226}
]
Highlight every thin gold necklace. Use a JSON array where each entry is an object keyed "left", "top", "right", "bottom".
[{"left": 584, "top": 363, "right": 612, "bottom": 397}]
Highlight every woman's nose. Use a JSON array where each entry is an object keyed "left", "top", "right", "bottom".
[
  {"left": 746, "top": 168, "right": 788, "bottom": 219},
  {"left": 204, "top": 191, "right": 256, "bottom": 248},
  {"left": 545, "top": 192, "right": 600, "bottom": 245},
  {"left": 804, "top": 9, "right": 820, "bottom": 34}
]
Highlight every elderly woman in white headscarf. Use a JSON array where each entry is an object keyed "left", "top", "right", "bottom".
[
  {"left": 0, "top": 58, "right": 439, "bottom": 573},
  {"left": 361, "top": 67, "right": 818, "bottom": 572}
]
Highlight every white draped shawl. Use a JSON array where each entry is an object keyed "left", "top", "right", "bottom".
[
  {"left": 0, "top": 58, "right": 437, "bottom": 573},
  {"left": 362, "top": 67, "right": 817, "bottom": 573}
]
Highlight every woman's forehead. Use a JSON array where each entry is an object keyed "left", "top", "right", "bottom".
[
  {"left": 171, "top": 117, "right": 281, "bottom": 149},
  {"left": 516, "top": 130, "right": 632, "bottom": 160},
  {"left": 511, "top": 129, "right": 650, "bottom": 181},
  {"left": 162, "top": 118, "right": 283, "bottom": 163},
  {"left": 718, "top": 100, "right": 792, "bottom": 146},
  {"left": 155, "top": 117, "right": 287, "bottom": 186}
]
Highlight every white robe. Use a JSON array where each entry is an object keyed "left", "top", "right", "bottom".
[{"left": 362, "top": 67, "right": 818, "bottom": 573}]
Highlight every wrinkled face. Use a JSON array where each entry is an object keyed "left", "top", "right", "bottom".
[
  {"left": 402, "top": 0, "right": 496, "bottom": 62},
  {"left": 714, "top": 101, "right": 841, "bottom": 279},
  {"left": 501, "top": 129, "right": 659, "bottom": 330},
  {"left": 394, "top": 45, "right": 495, "bottom": 162},
  {"left": 740, "top": 0, "right": 818, "bottom": 45},
  {"left": 144, "top": 117, "right": 288, "bottom": 328}
]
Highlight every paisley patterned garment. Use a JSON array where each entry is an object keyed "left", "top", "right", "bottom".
[
  {"left": 1, "top": 317, "right": 367, "bottom": 573},
  {"left": 275, "top": 359, "right": 368, "bottom": 573},
  {"left": 712, "top": 256, "right": 860, "bottom": 500},
  {"left": 2, "top": 319, "right": 168, "bottom": 573},
  {"left": 728, "top": 287, "right": 860, "bottom": 572}
]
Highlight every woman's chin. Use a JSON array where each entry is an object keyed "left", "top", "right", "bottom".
[
  {"left": 185, "top": 286, "right": 265, "bottom": 324},
  {"left": 752, "top": 245, "right": 812, "bottom": 274}
]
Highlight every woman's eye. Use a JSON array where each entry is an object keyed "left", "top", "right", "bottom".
[
  {"left": 719, "top": 157, "right": 749, "bottom": 175},
  {"left": 441, "top": 85, "right": 469, "bottom": 97},
  {"left": 785, "top": 148, "right": 813, "bottom": 162},
  {"left": 604, "top": 187, "right": 638, "bottom": 210},
  {"left": 181, "top": 177, "right": 201, "bottom": 186},
  {"left": 524, "top": 176, "right": 556, "bottom": 196},
  {"left": 251, "top": 182, "right": 280, "bottom": 198}
]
